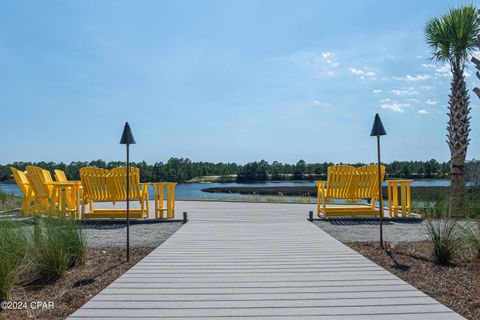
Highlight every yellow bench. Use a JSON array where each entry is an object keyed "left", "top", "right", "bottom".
[
  {"left": 80, "top": 167, "right": 149, "bottom": 219},
  {"left": 316, "top": 164, "right": 385, "bottom": 217}
]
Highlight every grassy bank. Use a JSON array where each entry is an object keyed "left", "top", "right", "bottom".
[
  {"left": 202, "top": 185, "right": 456, "bottom": 200},
  {"left": 0, "top": 190, "right": 21, "bottom": 212}
]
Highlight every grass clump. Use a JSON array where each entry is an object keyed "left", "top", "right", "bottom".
[
  {"left": 0, "top": 189, "right": 21, "bottom": 211},
  {"left": 0, "top": 219, "right": 31, "bottom": 301},
  {"left": 33, "top": 217, "right": 86, "bottom": 280},
  {"left": 463, "top": 219, "right": 480, "bottom": 251},
  {"left": 425, "top": 219, "right": 462, "bottom": 266},
  {"left": 462, "top": 219, "right": 480, "bottom": 297}
]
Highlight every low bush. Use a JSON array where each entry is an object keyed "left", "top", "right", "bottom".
[
  {"left": 0, "top": 219, "right": 31, "bottom": 301},
  {"left": 462, "top": 219, "right": 480, "bottom": 297},
  {"left": 425, "top": 219, "right": 462, "bottom": 265},
  {"left": 33, "top": 217, "right": 86, "bottom": 280}
]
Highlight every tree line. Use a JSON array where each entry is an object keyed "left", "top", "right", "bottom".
[{"left": 1, "top": 158, "right": 474, "bottom": 184}]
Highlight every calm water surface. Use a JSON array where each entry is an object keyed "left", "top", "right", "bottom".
[{"left": 0, "top": 180, "right": 450, "bottom": 200}]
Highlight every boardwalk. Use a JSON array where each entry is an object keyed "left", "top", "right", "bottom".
[{"left": 69, "top": 201, "right": 464, "bottom": 319}]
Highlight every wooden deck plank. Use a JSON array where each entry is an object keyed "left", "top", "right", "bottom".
[
  {"left": 91, "top": 291, "right": 427, "bottom": 301},
  {"left": 69, "top": 201, "right": 465, "bottom": 320}
]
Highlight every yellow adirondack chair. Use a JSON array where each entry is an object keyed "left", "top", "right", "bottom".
[
  {"left": 80, "top": 167, "right": 149, "bottom": 219},
  {"left": 25, "top": 166, "right": 54, "bottom": 213},
  {"left": 26, "top": 166, "right": 78, "bottom": 216},
  {"left": 54, "top": 169, "right": 68, "bottom": 182},
  {"left": 10, "top": 167, "right": 35, "bottom": 213},
  {"left": 316, "top": 164, "right": 385, "bottom": 217}
]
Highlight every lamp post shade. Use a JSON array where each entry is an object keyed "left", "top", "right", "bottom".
[
  {"left": 120, "top": 122, "right": 136, "bottom": 145},
  {"left": 370, "top": 113, "right": 387, "bottom": 137}
]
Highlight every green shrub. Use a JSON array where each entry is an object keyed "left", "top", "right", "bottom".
[
  {"left": 0, "top": 219, "right": 31, "bottom": 301},
  {"left": 34, "top": 217, "right": 86, "bottom": 280},
  {"left": 425, "top": 219, "right": 462, "bottom": 265},
  {"left": 462, "top": 219, "right": 480, "bottom": 252}
]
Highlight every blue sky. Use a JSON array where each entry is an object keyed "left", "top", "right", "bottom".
[{"left": 1, "top": 0, "right": 479, "bottom": 164}]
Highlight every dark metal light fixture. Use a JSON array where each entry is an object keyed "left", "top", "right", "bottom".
[
  {"left": 120, "top": 122, "right": 136, "bottom": 261},
  {"left": 370, "top": 113, "right": 386, "bottom": 248}
]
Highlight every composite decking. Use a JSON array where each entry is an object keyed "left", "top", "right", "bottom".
[{"left": 69, "top": 201, "right": 464, "bottom": 319}]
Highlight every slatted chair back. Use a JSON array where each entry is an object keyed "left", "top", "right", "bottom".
[
  {"left": 11, "top": 167, "right": 32, "bottom": 197},
  {"left": 324, "top": 165, "right": 385, "bottom": 200},
  {"left": 325, "top": 165, "right": 358, "bottom": 199},
  {"left": 354, "top": 164, "right": 385, "bottom": 199},
  {"left": 80, "top": 167, "right": 111, "bottom": 202},
  {"left": 110, "top": 167, "right": 142, "bottom": 200},
  {"left": 26, "top": 166, "right": 53, "bottom": 199},
  {"left": 54, "top": 169, "right": 68, "bottom": 182}
]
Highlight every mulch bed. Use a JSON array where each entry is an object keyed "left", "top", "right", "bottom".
[
  {"left": 0, "top": 246, "right": 155, "bottom": 320},
  {"left": 347, "top": 241, "right": 480, "bottom": 320}
]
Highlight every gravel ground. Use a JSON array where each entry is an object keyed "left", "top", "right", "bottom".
[
  {"left": 313, "top": 219, "right": 430, "bottom": 244},
  {"left": 83, "top": 222, "right": 184, "bottom": 247}
]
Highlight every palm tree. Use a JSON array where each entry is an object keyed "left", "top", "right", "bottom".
[{"left": 425, "top": 5, "right": 480, "bottom": 216}]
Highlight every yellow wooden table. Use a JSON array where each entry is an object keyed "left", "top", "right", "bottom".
[
  {"left": 386, "top": 179, "right": 412, "bottom": 217},
  {"left": 50, "top": 181, "right": 82, "bottom": 219},
  {"left": 152, "top": 182, "right": 177, "bottom": 219}
]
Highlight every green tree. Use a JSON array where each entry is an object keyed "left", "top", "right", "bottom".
[
  {"left": 294, "top": 160, "right": 307, "bottom": 180},
  {"left": 425, "top": 5, "right": 480, "bottom": 216}
]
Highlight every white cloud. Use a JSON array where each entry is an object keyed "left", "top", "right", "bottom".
[
  {"left": 435, "top": 64, "right": 451, "bottom": 77},
  {"left": 407, "top": 74, "right": 430, "bottom": 81},
  {"left": 420, "top": 85, "right": 432, "bottom": 90},
  {"left": 425, "top": 99, "right": 437, "bottom": 105},
  {"left": 380, "top": 98, "right": 392, "bottom": 103},
  {"left": 393, "top": 74, "right": 430, "bottom": 81},
  {"left": 325, "top": 59, "right": 339, "bottom": 67},
  {"left": 418, "top": 109, "right": 429, "bottom": 114},
  {"left": 373, "top": 89, "right": 382, "bottom": 93},
  {"left": 407, "top": 98, "right": 420, "bottom": 103},
  {"left": 423, "top": 62, "right": 470, "bottom": 78},
  {"left": 349, "top": 67, "right": 376, "bottom": 80},
  {"left": 321, "top": 51, "right": 331, "bottom": 58},
  {"left": 381, "top": 102, "right": 410, "bottom": 112},
  {"left": 320, "top": 51, "right": 339, "bottom": 66},
  {"left": 286, "top": 50, "right": 340, "bottom": 76},
  {"left": 313, "top": 100, "right": 321, "bottom": 105},
  {"left": 421, "top": 63, "right": 436, "bottom": 69},
  {"left": 416, "top": 55, "right": 424, "bottom": 59},
  {"left": 390, "top": 87, "right": 418, "bottom": 96}
]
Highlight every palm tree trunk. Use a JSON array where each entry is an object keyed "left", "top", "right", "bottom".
[{"left": 447, "top": 63, "right": 470, "bottom": 217}]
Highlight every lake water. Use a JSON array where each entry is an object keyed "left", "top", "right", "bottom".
[{"left": 0, "top": 180, "right": 450, "bottom": 201}]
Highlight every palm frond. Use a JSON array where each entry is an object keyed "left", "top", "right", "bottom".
[{"left": 425, "top": 5, "right": 480, "bottom": 64}]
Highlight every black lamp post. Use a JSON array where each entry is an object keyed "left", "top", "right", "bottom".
[
  {"left": 370, "top": 113, "right": 386, "bottom": 248},
  {"left": 120, "top": 122, "right": 136, "bottom": 261}
]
